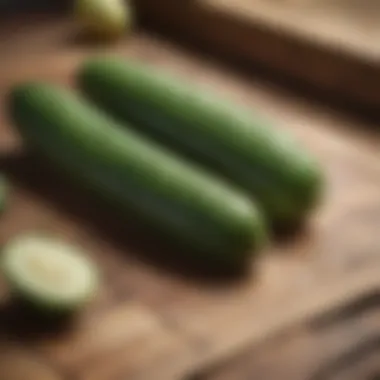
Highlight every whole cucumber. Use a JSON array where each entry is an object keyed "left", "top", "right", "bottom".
[
  {"left": 78, "top": 58, "right": 323, "bottom": 226},
  {"left": 9, "top": 83, "right": 266, "bottom": 266}
]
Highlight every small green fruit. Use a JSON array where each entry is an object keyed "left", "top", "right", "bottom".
[{"left": 74, "top": 0, "right": 133, "bottom": 41}]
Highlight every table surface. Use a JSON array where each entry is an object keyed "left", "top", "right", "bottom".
[
  {"left": 206, "top": 0, "right": 380, "bottom": 62},
  {"left": 0, "top": 15, "right": 380, "bottom": 380},
  {"left": 203, "top": 291, "right": 380, "bottom": 380},
  {"left": 137, "top": 0, "right": 380, "bottom": 111}
]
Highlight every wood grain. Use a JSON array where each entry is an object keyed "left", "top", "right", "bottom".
[
  {"left": 136, "top": 0, "right": 380, "bottom": 111},
  {"left": 0, "top": 16, "right": 380, "bottom": 380},
  {"left": 201, "top": 290, "right": 380, "bottom": 380},
  {"left": 206, "top": 0, "right": 379, "bottom": 62},
  {"left": 0, "top": 345, "right": 62, "bottom": 380}
]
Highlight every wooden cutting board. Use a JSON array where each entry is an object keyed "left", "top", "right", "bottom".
[
  {"left": 202, "top": 290, "right": 380, "bottom": 380},
  {"left": 0, "top": 16, "right": 380, "bottom": 380},
  {"left": 137, "top": 0, "right": 380, "bottom": 111}
]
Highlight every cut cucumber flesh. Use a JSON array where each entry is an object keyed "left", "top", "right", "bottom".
[{"left": 1, "top": 234, "right": 99, "bottom": 312}]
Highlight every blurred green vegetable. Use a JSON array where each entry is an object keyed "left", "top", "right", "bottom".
[{"left": 74, "top": 0, "right": 133, "bottom": 41}]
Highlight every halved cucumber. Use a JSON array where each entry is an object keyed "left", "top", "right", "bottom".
[{"left": 1, "top": 234, "right": 99, "bottom": 313}]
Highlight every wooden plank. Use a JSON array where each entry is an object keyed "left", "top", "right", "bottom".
[
  {"left": 38, "top": 304, "right": 192, "bottom": 380},
  {"left": 136, "top": 0, "right": 380, "bottom": 111},
  {"left": 203, "top": 290, "right": 380, "bottom": 380},
  {"left": 0, "top": 16, "right": 380, "bottom": 380},
  {"left": 0, "top": 345, "right": 62, "bottom": 380},
  {"left": 187, "top": 266, "right": 380, "bottom": 378},
  {"left": 207, "top": 0, "right": 379, "bottom": 63}
]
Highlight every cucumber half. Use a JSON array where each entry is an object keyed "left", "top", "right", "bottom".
[{"left": 1, "top": 234, "right": 99, "bottom": 313}]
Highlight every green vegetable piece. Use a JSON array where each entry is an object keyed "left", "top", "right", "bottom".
[
  {"left": 1, "top": 234, "right": 99, "bottom": 313},
  {"left": 78, "top": 57, "right": 324, "bottom": 226},
  {"left": 9, "top": 83, "right": 267, "bottom": 267}
]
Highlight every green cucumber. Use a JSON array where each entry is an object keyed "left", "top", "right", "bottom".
[
  {"left": 78, "top": 57, "right": 323, "bottom": 226},
  {"left": 1, "top": 234, "right": 99, "bottom": 313},
  {"left": 9, "top": 83, "right": 266, "bottom": 265}
]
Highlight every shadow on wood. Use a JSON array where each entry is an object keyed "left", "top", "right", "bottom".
[
  {"left": 310, "top": 336, "right": 380, "bottom": 380},
  {"left": 135, "top": 0, "right": 380, "bottom": 124},
  {"left": 310, "top": 290, "right": 380, "bottom": 328},
  {"left": 0, "top": 299, "right": 75, "bottom": 343}
]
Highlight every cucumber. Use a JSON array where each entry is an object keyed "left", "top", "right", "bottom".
[
  {"left": 78, "top": 58, "right": 323, "bottom": 226},
  {"left": 9, "top": 83, "right": 266, "bottom": 265},
  {"left": 1, "top": 234, "right": 99, "bottom": 313}
]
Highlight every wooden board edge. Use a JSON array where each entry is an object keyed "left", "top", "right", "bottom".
[
  {"left": 204, "top": 0, "right": 378, "bottom": 65},
  {"left": 184, "top": 266, "right": 380, "bottom": 379},
  {"left": 135, "top": 0, "right": 380, "bottom": 112}
]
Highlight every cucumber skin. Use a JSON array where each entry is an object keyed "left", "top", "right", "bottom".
[
  {"left": 78, "top": 58, "right": 323, "bottom": 226},
  {"left": 8, "top": 83, "right": 266, "bottom": 265}
]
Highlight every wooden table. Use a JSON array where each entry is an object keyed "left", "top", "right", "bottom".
[
  {"left": 0, "top": 15, "right": 379, "bottom": 380},
  {"left": 137, "top": 0, "right": 380, "bottom": 111},
  {"left": 200, "top": 292, "right": 380, "bottom": 379}
]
